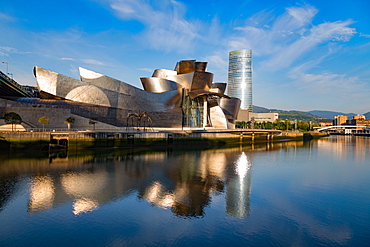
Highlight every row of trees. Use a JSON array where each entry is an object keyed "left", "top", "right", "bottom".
[
  {"left": 2, "top": 112, "right": 98, "bottom": 131},
  {"left": 236, "top": 119, "right": 319, "bottom": 131}
]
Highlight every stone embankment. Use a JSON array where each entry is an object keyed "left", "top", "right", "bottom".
[{"left": 0, "top": 130, "right": 329, "bottom": 151}]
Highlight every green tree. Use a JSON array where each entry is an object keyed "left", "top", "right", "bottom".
[
  {"left": 4, "top": 112, "right": 22, "bottom": 131},
  {"left": 265, "top": 121, "right": 274, "bottom": 129},
  {"left": 64, "top": 117, "right": 75, "bottom": 130},
  {"left": 297, "top": 121, "right": 309, "bottom": 131},
  {"left": 89, "top": 117, "right": 98, "bottom": 131},
  {"left": 274, "top": 119, "right": 285, "bottom": 130},
  {"left": 38, "top": 116, "right": 50, "bottom": 132}
]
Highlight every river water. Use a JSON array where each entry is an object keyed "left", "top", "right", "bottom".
[{"left": 0, "top": 135, "right": 369, "bottom": 246}]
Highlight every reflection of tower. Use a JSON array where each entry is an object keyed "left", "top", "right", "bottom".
[
  {"left": 226, "top": 152, "right": 252, "bottom": 218},
  {"left": 227, "top": 49, "right": 252, "bottom": 111}
]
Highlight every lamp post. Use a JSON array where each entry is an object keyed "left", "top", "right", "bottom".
[{"left": 2, "top": 62, "right": 8, "bottom": 75}]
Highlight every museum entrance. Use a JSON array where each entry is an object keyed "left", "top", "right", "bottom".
[{"left": 181, "top": 93, "right": 210, "bottom": 128}]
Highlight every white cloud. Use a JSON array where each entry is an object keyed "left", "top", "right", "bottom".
[
  {"left": 297, "top": 72, "right": 362, "bottom": 93},
  {"left": 203, "top": 54, "right": 228, "bottom": 70},
  {"left": 108, "top": 0, "right": 200, "bottom": 52},
  {"left": 59, "top": 57, "right": 105, "bottom": 65},
  {"left": 80, "top": 59, "right": 105, "bottom": 65},
  {"left": 0, "top": 46, "right": 19, "bottom": 56},
  {"left": 288, "top": 55, "right": 369, "bottom": 100},
  {"left": 359, "top": 33, "right": 370, "bottom": 38},
  {"left": 138, "top": 68, "right": 154, "bottom": 73},
  {"left": 59, "top": 57, "right": 75, "bottom": 61},
  {"left": 228, "top": 5, "right": 356, "bottom": 71},
  {"left": 0, "top": 46, "right": 32, "bottom": 57}
]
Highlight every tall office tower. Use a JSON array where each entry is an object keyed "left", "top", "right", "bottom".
[{"left": 227, "top": 49, "right": 252, "bottom": 111}]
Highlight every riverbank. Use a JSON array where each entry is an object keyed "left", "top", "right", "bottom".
[{"left": 0, "top": 129, "right": 329, "bottom": 151}]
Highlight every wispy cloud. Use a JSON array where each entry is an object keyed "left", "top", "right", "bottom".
[
  {"left": 59, "top": 57, "right": 75, "bottom": 61},
  {"left": 228, "top": 5, "right": 356, "bottom": 71},
  {"left": 59, "top": 57, "right": 106, "bottom": 66},
  {"left": 138, "top": 68, "right": 154, "bottom": 73},
  {"left": 287, "top": 49, "right": 369, "bottom": 100},
  {"left": 359, "top": 33, "right": 370, "bottom": 38},
  {"left": 108, "top": 0, "right": 201, "bottom": 52},
  {"left": 0, "top": 12, "right": 16, "bottom": 22},
  {"left": 0, "top": 46, "right": 31, "bottom": 56},
  {"left": 203, "top": 54, "right": 228, "bottom": 70}
]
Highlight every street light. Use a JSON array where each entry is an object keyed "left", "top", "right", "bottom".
[{"left": 2, "top": 62, "right": 8, "bottom": 74}]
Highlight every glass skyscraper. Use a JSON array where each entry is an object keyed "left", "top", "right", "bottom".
[{"left": 227, "top": 49, "right": 252, "bottom": 111}]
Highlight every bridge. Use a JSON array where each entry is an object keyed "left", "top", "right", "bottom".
[
  {"left": 0, "top": 71, "right": 32, "bottom": 97},
  {"left": 316, "top": 125, "right": 368, "bottom": 132}
]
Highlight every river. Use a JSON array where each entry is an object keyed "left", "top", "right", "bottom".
[{"left": 0, "top": 135, "right": 369, "bottom": 246}]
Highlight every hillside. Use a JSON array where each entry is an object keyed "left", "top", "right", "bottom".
[
  {"left": 308, "top": 110, "right": 357, "bottom": 119},
  {"left": 252, "top": 106, "right": 332, "bottom": 122},
  {"left": 252, "top": 106, "right": 368, "bottom": 122},
  {"left": 252, "top": 105, "right": 270, "bottom": 113},
  {"left": 277, "top": 110, "right": 331, "bottom": 122}
]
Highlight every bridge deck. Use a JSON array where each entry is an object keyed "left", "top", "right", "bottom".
[{"left": 0, "top": 71, "right": 32, "bottom": 97}]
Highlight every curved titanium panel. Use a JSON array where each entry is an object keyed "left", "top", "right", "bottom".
[
  {"left": 140, "top": 77, "right": 181, "bottom": 93},
  {"left": 152, "top": 69, "right": 177, "bottom": 78},
  {"left": 175, "top": 60, "right": 195, "bottom": 74},
  {"left": 194, "top": 62, "right": 207, "bottom": 72},
  {"left": 65, "top": 85, "right": 112, "bottom": 107},
  {"left": 80, "top": 67, "right": 120, "bottom": 92},
  {"left": 166, "top": 72, "right": 193, "bottom": 90},
  {"left": 219, "top": 97, "right": 241, "bottom": 121},
  {"left": 211, "top": 83, "right": 227, "bottom": 94},
  {"left": 191, "top": 71, "right": 213, "bottom": 91},
  {"left": 209, "top": 106, "right": 229, "bottom": 129},
  {"left": 36, "top": 66, "right": 182, "bottom": 112},
  {"left": 188, "top": 89, "right": 226, "bottom": 99},
  {"left": 35, "top": 66, "right": 85, "bottom": 98}
]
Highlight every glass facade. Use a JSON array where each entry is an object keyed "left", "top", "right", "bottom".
[
  {"left": 227, "top": 49, "right": 252, "bottom": 111},
  {"left": 181, "top": 89, "right": 207, "bottom": 128}
]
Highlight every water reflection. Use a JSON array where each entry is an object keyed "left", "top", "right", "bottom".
[
  {"left": 1, "top": 136, "right": 369, "bottom": 246},
  {"left": 316, "top": 135, "right": 370, "bottom": 161},
  {"left": 29, "top": 176, "right": 55, "bottom": 213},
  {"left": 0, "top": 140, "right": 323, "bottom": 218},
  {"left": 226, "top": 152, "right": 252, "bottom": 218}
]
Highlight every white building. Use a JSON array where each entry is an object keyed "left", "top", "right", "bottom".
[{"left": 237, "top": 109, "right": 279, "bottom": 123}]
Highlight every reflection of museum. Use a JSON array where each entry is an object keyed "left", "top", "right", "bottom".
[
  {"left": 0, "top": 149, "right": 252, "bottom": 218},
  {"left": 1, "top": 142, "right": 312, "bottom": 218},
  {"left": 1, "top": 60, "right": 241, "bottom": 129}
]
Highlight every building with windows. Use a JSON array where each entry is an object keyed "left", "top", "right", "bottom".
[
  {"left": 227, "top": 49, "right": 252, "bottom": 112},
  {"left": 333, "top": 115, "right": 348, "bottom": 126},
  {"left": 344, "top": 115, "right": 370, "bottom": 127}
]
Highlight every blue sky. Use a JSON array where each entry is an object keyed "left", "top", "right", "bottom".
[{"left": 1, "top": 0, "right": 369, "bottom": 113}]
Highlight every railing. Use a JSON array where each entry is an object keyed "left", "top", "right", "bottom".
[{"left": 18, "top": 127, "right": 158, "bottom": 133}]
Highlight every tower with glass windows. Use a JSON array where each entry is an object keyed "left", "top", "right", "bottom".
[{"left": 227, "top": 49, "right": 252, "bottom": 111}]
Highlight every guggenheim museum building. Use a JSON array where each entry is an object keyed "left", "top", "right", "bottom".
[{"left": 0, "top": 60, "right": 241, "bottom": 130}]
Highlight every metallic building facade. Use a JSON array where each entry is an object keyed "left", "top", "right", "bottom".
[
  {"left": 227, "top": 49, "right": 252, "bottom": 111},
  {"left": 14, "top": 60, "right": 242, "bottom": 129}
]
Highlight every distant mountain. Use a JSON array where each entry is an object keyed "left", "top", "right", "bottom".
[
  {"left": 252, "top": 105, "right": 271, "bottom": 113},
  {"left": 252, "top": 106, "right": 367, "bottom": 122},
  {"left": 308, "top": 110, "right": 357, "bottom": 119},
  {"left": 277, "top": 110, "right": 332, "bottom": 122}
]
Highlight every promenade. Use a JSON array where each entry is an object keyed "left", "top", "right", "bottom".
[{"left": 0, "top": 128, "right": 328, "bottom": 151}]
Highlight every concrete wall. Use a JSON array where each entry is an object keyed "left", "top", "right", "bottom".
[{"left": 0, "top": 97, "right": 183, "bottom": 129}]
